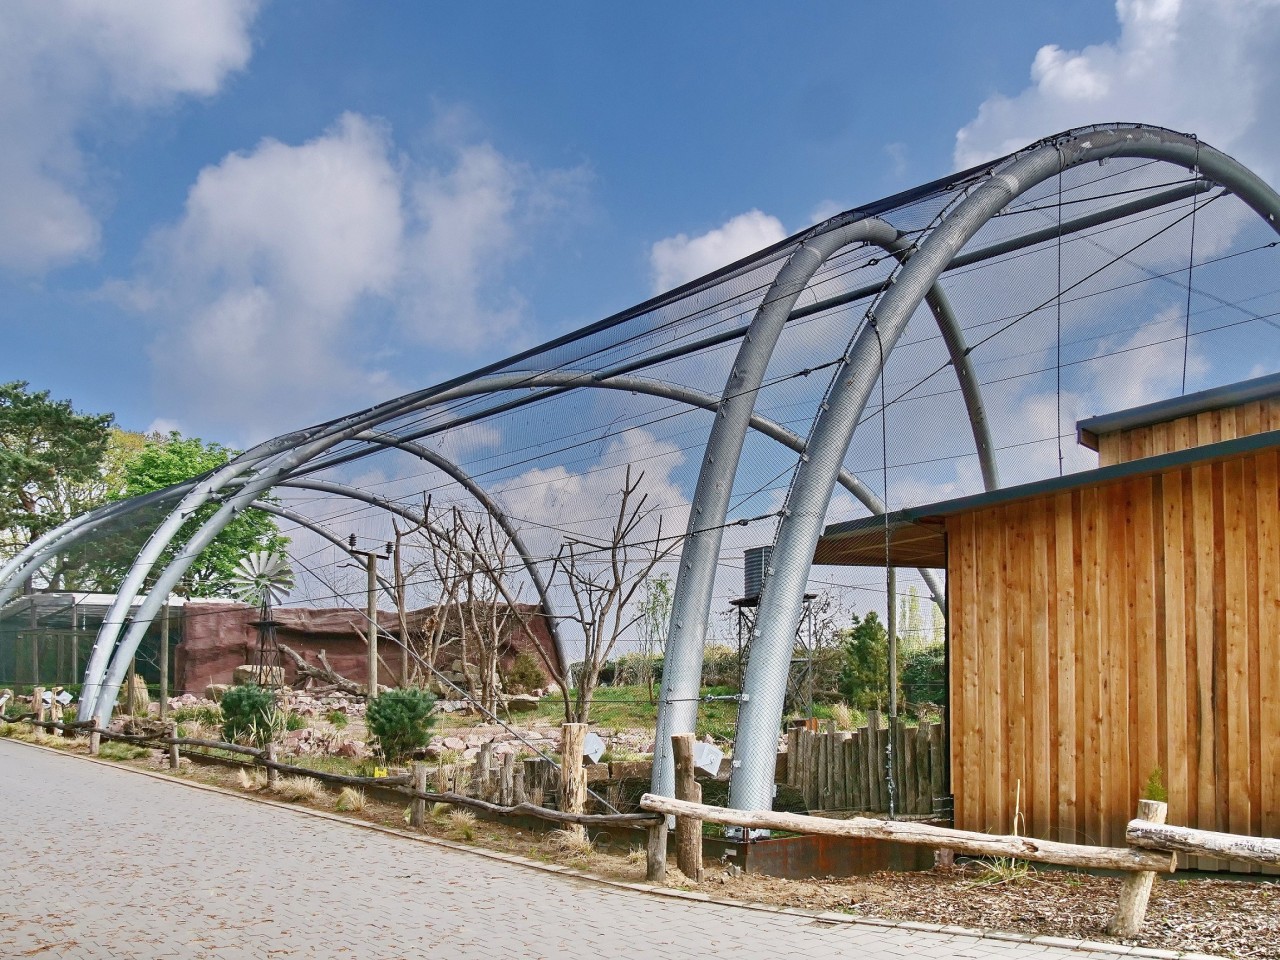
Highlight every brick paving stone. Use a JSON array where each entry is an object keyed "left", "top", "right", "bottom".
[{"left": 0, "top": 742, "right": 1156, "bottom": 960}]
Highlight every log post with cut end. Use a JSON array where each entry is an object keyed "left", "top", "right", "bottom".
[
  {"left": 646, "top": 815, "right": 668, "bottom": 882},
  {"left": 31, "top": 686, "right": 45, "bottom": 731},
  {"left": 477, "top": 742, "right": 494, "bottom": 801},
  {"left": 88, "top": 718, "right": 100, "bottom": 756},
  {"left": 410, "top": 763, "right": 427, "bottom": 828},
  {"left": 500, "top": 751, "right": 515, "bottom": 806},
  {"left": 671, "top": 733, "right": 704, "bottom": 883},
  {"left": 167, "top": 722, "right": 179, "bottom": 770},
  {"left": 265, "top": 742, "right": 279, "bottom": 785},
  {"left": 1108, "top": 799, "right": 1168, "bottom": 936},
  {"left": 560, "top": 723, "right": 587, "bottom": 841}
]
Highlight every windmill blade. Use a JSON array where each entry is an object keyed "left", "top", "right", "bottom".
[{"left": 229, "top": 550, "right": 294, "bottom": 605}]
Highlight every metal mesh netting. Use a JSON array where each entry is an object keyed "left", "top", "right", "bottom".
[{"left": 19, "top": 126, "right": 1280, "bottom": 721}]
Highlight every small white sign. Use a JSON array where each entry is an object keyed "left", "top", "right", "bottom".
[
  {"left": 693, "top": 741, "right": 724, "bottom": 777},
  {"left": 41, "top": 690, "right": 53, "bottom": 705},
  {"left": 56, "top": 691, "right": 73, "bottom": 706},
  {"left": 582, "top": 731, "right": 606, "bottom": 764},
  {"left": 0, "top": 693, "right": 9, "bottom": 711}
]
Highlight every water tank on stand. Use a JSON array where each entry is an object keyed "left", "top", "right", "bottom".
[{"left": 743, "top": 545, "right": 772, "bottom": 601}]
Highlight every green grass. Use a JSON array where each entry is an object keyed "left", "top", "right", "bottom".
[{"left": 98, "top": 740, "right": 151, "bottom": 761}]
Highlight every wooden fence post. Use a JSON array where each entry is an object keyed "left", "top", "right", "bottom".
[
  {"left": 410, "top": 763, "right": 427, "bottom": 828},
  {"left": 477, "top": 742, "right": 494, "bottom": 801},
  {"left": 31, "top": 686, "right": 45, "bottom": 732},
  {"left": 1107, "top": 799, "right": 1168, "bottom": 936},
  {"left": 560, "top": 723, "right": 587, "bottom": 841},
  {"left": 646, "top": 815, "right": 669, "bottom": 882},
  {"left": 500, "top": 751, "right": 515, "bottom": 806},
  {"left": 167, "top": 722, "right": 179, "bottom": 770},
  {"left": 265, "top": 742, "right": 279, "bottom": 785},
  {"left": 88, "top": 718, "right": 100, "bottom": 756},
  {"left": 671, "top": 733, "right": 704, "bottom": 883}
]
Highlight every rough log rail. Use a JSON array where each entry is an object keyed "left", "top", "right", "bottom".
[
  {"left": 639, "top": 793, "right": 1176, "bottom": 873},
  {"left": 1127, "top": 820, "right": 1280, "bottom": 866}
]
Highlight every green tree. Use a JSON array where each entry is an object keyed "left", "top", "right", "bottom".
[
  {"left": 118, "top": 432, "right": 287, "bottom": 598},
  {"left": 0, "top": 381, "right": 114, "bottom": 576},
  {"left": 900, "top": 643, "right": 946, "bottom": 707},
  {"left": 838, "top": 610, "right": 889, "bottom": 710},
  {"left": 636, "top": 573, "right": 672, "bottom": 703}
]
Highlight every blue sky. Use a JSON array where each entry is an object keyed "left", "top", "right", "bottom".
[{"left": 3, "top": 0, "right": 1279, "bottom": 447}]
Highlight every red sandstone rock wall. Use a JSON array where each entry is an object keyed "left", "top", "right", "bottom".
[{"left": 175, "top": 602, "right": 559, "bottom": 693}]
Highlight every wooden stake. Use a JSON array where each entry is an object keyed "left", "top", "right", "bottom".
[
  {"left": 265, "top": 742, "right": 279, "bottom": 785},
  {"left": 410, "top": 763, "right": 427, "bottom": 828},
  {"left": 1108, "top": 799, "right": 1168, "bottom": 936},
  {"left": 477, "top": 742, "right": 493, "bottom": 801},
  {"left": 560, "top": 723, "right": 587, "bottom": 841},
  {"left": 646, "top": 816, "right": 668, "bottom": 882},
  {"left": 500, "top": 751, "right": 515, "bottom": 806},
  {"left": 167, "top": 722, "right": 179, "bottom": 770},
  {"left": 671, "top": 732, "right": 704, "bottom": 883},
  {"left": 31, "top": 686, "right": 45, "bottom": 731},
  {"left": 88, "top": 719, "right": 100, "bottom": 756}
]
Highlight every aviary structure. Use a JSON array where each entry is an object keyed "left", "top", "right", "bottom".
[{"left": 3, "top": 124, "right": 1279, "bottom": 821}]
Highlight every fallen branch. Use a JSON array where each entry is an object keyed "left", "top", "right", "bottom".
[
  {"left": 1127, "top": 820, "right": 1280, "bottom": 866},
  {"left": 279, "top": 643, "right": 363, "bottom": 697}
]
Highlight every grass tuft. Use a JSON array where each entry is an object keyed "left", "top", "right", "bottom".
[
  {"left": 448, "top": 809, "right": 477, "bottom": 840},
  {"left": 237, "top": 768, "right": 268, "bottom": 791},
  {"left": 335, "top": 787, "right": 366, "bottom": 812},
  {"left": 271, "top": 775, "right": 324, "bottom": 803}
]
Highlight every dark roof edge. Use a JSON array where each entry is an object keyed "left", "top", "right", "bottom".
[
  {"left": 823, "top": 426, "right": 1280, "bottom": 539},
  {"left": 1076, "top": 371, "right": 1280, "bottom": 450}
]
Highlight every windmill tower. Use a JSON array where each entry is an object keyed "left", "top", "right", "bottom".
[{"left": 229, "top": 551, "right": 294, "bottom": 686}]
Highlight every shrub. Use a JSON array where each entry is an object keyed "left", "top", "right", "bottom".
[
  {"left": 173, "top": 704, "right": 222, "bottom": 726},
  {"left": 503, "top": 651, "right": 545, "bottom": 694},
  {"left": 220, "top": 684, "right": 279, "bottom": 746},
  {"left": 1143, "top": 766, "right": 1168, "bottom": 803},
  {"left": 838, "top": 612, "right": 888, "bottom": 710},
  {"left": 98, "top": 740, "right": 150, "bottom": 761},
  {"left": 900, "top": 643, "right": 946, "bottom": 707},
  {"left": 365, "top": 687, "right": 438, "bottom": 763},
  {"left": 283, "top": 711, "right": 307, "bottom": 732},
  {"left": 325, "top": 709, "right": 349, "bottom": 729}
]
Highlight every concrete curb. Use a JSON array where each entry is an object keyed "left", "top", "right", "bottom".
[{"left": 1, "top": 736, "right": 1224, "bottom": 960}]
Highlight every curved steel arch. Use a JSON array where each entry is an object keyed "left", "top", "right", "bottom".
[
  {"left": 730, "top": 124, "right": 1280, "bottom": 811},
  {"left": 651, "top": 216, "right": 996, "bottom": 802}
]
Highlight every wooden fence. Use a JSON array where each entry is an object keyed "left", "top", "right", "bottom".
[{"left": 786, "top": 710, "right": 945, "bottom": 815}]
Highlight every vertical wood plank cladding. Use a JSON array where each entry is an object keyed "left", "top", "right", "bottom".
[
  {"left": 1097, "top": 399, "right": 1279, "bottom": 465},
  {"left": 1161, "top": 471, "right": 1189, "bottom": 832},
  {"left": 1222, "top": 457, "right": 1251, "bottom": 842},
  {"left": 1053, "top": 492, "right": 1078, "bottom": 841},
  {"left": 1081, "top": 485, "right": 1105, "bottom": 846},
  {"left": 1257, "top": 452, "right": 1280, "bottom": 843},
  {"left": 945, "top": 447, "right": 1280, "bottom": 864},
  {"left": 1132, "top": 476, "right": 1160, "bottom": 833}
]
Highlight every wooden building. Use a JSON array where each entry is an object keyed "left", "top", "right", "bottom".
[{"left": 816, "top": 373, "right": 1280, "bottom": 868}]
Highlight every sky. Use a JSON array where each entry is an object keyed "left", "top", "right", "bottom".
[{"left": 7, "top": 0, "right": 1279, "bottom": 449}]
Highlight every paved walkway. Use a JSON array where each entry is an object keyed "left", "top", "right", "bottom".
[{"left": 0, "top": 741, "right": 1134, "bottom": 960}]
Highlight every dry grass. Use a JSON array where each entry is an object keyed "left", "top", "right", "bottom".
[
  {"left": 431, "top": 802, "right": 452, "bottom": 821},
  {"left": 271, "top": 775, "right": 324, "bottom": 802},
  {"left": 236, "top": 768, "right": 268, "bottom": 791},
  {"left": 335, "top": 787, "right": 366, "bottom": 812},
  {"left": 545, "top": 827, "right": 593, "bottom": 861},
  {"left": 448, "top": 809, "right": 477, "bottom": 840},
  {"left": 831, "top": 702, "right": 855, "bottom": 731},
  {"left": 624, "top": 845, "right": 647, "bottom": 866}
]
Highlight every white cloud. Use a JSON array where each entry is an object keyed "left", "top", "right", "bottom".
[
  {"left": 123, "top": 112, "right": 587, "bottom": 443},
  {"left": 133, "top": 113, "right": 404, "bottom": 441},
  {"left": 650, "top": 210, "right": 787, "bottom": 294},
  {"left": 0, "top": 0, "right": 259, "bottom": 273},
  {"left": 955, "top": 0, "right": 1280, "bottom": 180}
]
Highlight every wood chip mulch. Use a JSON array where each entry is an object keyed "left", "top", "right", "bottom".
[{"left": 709, "top": 862, "right": 1280, "bottom": 959}]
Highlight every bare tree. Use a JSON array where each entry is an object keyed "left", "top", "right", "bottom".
[{"left": 550, "top": 466, "right": 681, "bottom": 723}]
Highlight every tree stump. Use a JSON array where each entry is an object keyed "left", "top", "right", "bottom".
[{"left": 560, "top": 723, "right": 587, "bottom": 842}]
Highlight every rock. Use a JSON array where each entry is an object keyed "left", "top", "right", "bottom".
[
  {"left": 442, "top": 736, "right": 466, "bottom": 751},
  {"left": 205, "top": 684, "right": 230, "bottom": 702},
  {"left": 504, "top": 694, "right": 540, "bottom": 713},
  {"left": 463, "top": 747, "right": 480, "bottom": 760},
  {"left": 336, "top": 739, "right": 369, "bottom": 759},
  {"left": 232, "top": 665, "right": 285, "bottom": 686}
]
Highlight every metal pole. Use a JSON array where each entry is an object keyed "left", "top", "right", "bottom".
[
  {"left": 158, "top": 599, "right": 170, "bottom": 721},
  {"left": 886, "top": 566, "right": 898, "bottom": 820},
  {"left": 366, "top": 551, "right": 378, "bottom": 695}
]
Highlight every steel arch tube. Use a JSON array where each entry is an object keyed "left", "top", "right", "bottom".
[
  {"left": 651, "top": 215, "right": 992, "bottom": 802},
  {"left": 353, "top": 434, "right": 571, "bottom": 675},
  {"left": 730, "top": 125, "right": 1280, "bottom": 812}
]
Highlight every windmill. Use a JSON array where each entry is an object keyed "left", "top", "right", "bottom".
[{"left": 229, "top": 551, "right": 295, "bottom": 686}]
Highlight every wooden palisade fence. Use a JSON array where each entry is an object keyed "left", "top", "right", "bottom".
[{"left": 787, "top": 710, "right": 945, "bottom": 815}]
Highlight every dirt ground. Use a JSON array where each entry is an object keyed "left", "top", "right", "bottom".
[{"left": 13, "top": 732, "right": 1279, "bottom": 959}]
